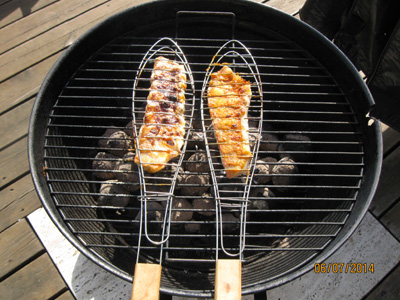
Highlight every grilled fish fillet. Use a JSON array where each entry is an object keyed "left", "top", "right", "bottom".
[
  {"left": 207, "top": 66, "right": 252, "bottom": 178},
  {"left": 135, "top": 56, "right": 187, "bottom": 173}
]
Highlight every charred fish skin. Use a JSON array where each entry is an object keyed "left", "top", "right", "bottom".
[
  {"left": 207, "top": 66, "right": 252, "bottom": 178},
  {"left": 135, "top": 56, "right": 187, "bottom": 173}
]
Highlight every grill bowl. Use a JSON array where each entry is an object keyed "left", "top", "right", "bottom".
[{"left": 29, "top": 0, "right": 382, "bottom": 297}]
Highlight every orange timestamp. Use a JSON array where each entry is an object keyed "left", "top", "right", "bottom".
[{"left": 314, "top": 263, "right": 374, "bottom": 274}]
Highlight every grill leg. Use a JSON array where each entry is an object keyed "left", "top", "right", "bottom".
[{"left": 254, "top": 292, "right": 267, "bottom": 300}]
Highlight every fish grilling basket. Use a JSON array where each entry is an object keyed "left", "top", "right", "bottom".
[{"left": 29, "top": 0, "right": 382, "bottom": 297}]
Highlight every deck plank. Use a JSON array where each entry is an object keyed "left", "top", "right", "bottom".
[
  {"left": 364, "top": 263, "right": 400, "bottom": 300},
  {"left": 0, "top": 52, "right": 61, "bottom": 114},
  {"left": 28, "top": 208, "right": 132, "bottom": 300},
  {"left": 380, "top": 200, "right": 400, "bottom": 241},
  {"left": 264, "top": 0, "right": 306, "bottom": 15},
  {"left": 55, "top": 290, "right": 76, "bottom": 300},
  {"left": 0, "top": 0, "right": 147, "bottom": 82},
  {"left": 0, "top": 0, "right": 57, "bottom": 29},
  {"left": 0, "top": 136, "right": 29, "bottom": 189},
  {"left": 0, "top": 253, "right": 67, "bottom": 300},
  {"left": 0, "top": 0, "right": 109, "bottom": 54},
  {"left": 0, "top": 219, "right": 44, "bottom": 279},
  {"left": 0, "top": 97, "right": 33, "bottom": 149},
  {"left": 0, "top": 0, "right": 11, "bottom": 7},
  {"left": 0, "top": 174, "right": 41, "bottom": 232},
  {"left": 369, "top": 146, "right": 400, "bottom": 217},
  {"left": 381, "top": 123, "right": 400, "bottom": 155}
]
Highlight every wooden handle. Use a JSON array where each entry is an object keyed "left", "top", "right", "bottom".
[
  {"left": 131, "top": 263, "right": 162, "bottom": 300},
  {"left": 215, "top": 259, "right": 242, "bottom": 300}
]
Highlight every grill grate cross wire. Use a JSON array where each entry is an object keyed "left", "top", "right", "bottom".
[{"left": 36, "top": 8, "right": 370, "bottom": 295}]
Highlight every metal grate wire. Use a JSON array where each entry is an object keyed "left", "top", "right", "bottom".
[{"left": 43, "top": 32, "right": 365, "bottom": 292}]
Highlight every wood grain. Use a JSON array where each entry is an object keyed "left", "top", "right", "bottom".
[
  {"left": 132, "top": 263, "right": 162, "bottom": 300},
  {"left": 0, "top": 52, "right": 60, "bottom": 114},
  {"left": 0, "top": 0, "right": 11, "bottom": 7},
  {"left": 0, "top": 219, "right": 44, "bottom": 278},
  {"left": 0, "top": 253, "right": 67, "bottom": 300},
  {"left": 0, "top": 0, "right": 109, "bottom": 54},
  {"left": 381, "top": 122, "right": 400, "bottom": 155},
  {"left": 0, "top": 0, "right": 57, "bottom": 29},
  {"left": 0, "top": 98, "right": 33, "bottom": 149},
  {"left": 0, "top": 136, "right": 29, "bottom": 189},
  {"left": 264, "top": 0, "right": 306, "bottom": 15},
  {"left": 55, "top": 290, "right": 76, "bottom": 300},
  {"left": 364, "top": 263, "right": 400, "bottom": 300},
  {"left": 0, "top": 0, "right": 146, "bottom": 82},
  {"left": 369, "top": 146, "right": 400, "bottom": 217},
  {"left": 380, "top": 201, "right": 400, "bottom": 240},
  {"left": 215, "top": 259, "right": 242, "bottom": 300},
  {"left": 0, "top": 174, "right": 41, "bottom": 232}
]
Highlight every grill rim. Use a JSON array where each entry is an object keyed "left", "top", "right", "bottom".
[{"left": 28, "top": 0, "right": 382, "bottom": 297}]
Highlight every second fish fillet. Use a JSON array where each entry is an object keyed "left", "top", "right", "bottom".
[{"left": 207, "top": 66, "right": 252, "bottom": 178}]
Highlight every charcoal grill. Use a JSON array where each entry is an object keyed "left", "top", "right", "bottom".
[{"left": 28, "top": 0, "right": 382, "bottom": 297}]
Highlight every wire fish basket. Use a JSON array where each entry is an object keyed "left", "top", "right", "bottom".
[
  {"left": 201, "top": 39, "right": 263, "bottom": 299},
  {"left": 132, "top": 37, "right": 195, "bottom": 249},
  {"left": 201, "top": 39, "right": 263, "bottom": 258},
  {"left": 131, "top": 37, "right": 195, "bottom": 300}
]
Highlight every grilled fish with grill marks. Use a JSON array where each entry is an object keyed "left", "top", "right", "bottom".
[
  {"left": 135, "top": 56, "right": 187, "bottom": 173},
  {"left": 207, "top": 66, "right": 252, "bottom": 178}
]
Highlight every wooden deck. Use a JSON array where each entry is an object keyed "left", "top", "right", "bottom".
[{"left": 0, "top": 0, "right": 399, "bottom": 299}]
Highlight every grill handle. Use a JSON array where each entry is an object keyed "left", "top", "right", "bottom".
[
  {"left": 175, "top": 11, "right": 236, "bottom": 39},
  {"left": 131, "top": 263, "right": 162, "bottom": 300},
  {"left": 215, "top": 259, "right": 242, "bottom": 300}
]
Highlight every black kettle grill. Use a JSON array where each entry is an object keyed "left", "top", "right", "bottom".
[{"left": 29, "top": 0, "right": 382, "bottom": 297}]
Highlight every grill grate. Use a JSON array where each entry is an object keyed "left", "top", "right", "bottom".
[{"left": 43, "top": 31, "right": 364, "bottom": 293}]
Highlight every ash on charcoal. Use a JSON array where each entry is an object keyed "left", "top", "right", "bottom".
[
  {"left": 168, "top": 163, "right": 185, "bottom": 189},
  {"left": 134, "top": 201, "right": 164, "bottom": 233},
  {"left": 253, "top": 159, "right": 270, "bottom": 184},
  {"left": 102, "top": 130, "right": 134, "bottom": 157},
  {"left": 92, "top": 152, "right": 118, "bottom": 180},
  {"left": 98, "top": 128, "right": 120, "bottom": 148},
  {"left": 171, "top": 198, "right": 194, "bottom": 223},
  {"left": 192, "top": 193, "right": 215, "bottom": 217},
  {"left": 98, "top": 180, "right": 132, "bottom": 207},
  {"left": 271, "top": 157, "right": 299, "bottom": 192},
  {"left": 248, "top": 125, "right": 261, "bottom": 148},
  {"left": 114, "top": 152, "right": 139, "bottom": 192},
  {"left": 205, "top": 123, "right": 218, "bottom": 149},
  {"left": 249, "top": 187, "right": 275, "bottom": 210},
  {"left": 185, "top": 151, "right": 210, "bottom": 173},
  {"left": 181, "top": 174, "right": 210, "bottom": 196},
  {"left": 187, "top": 130, "right": 205, "bottom": 150}
]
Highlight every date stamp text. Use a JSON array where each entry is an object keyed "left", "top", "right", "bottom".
[{"left": 314, "top": 263, "right": 374, "bottom": 274}]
